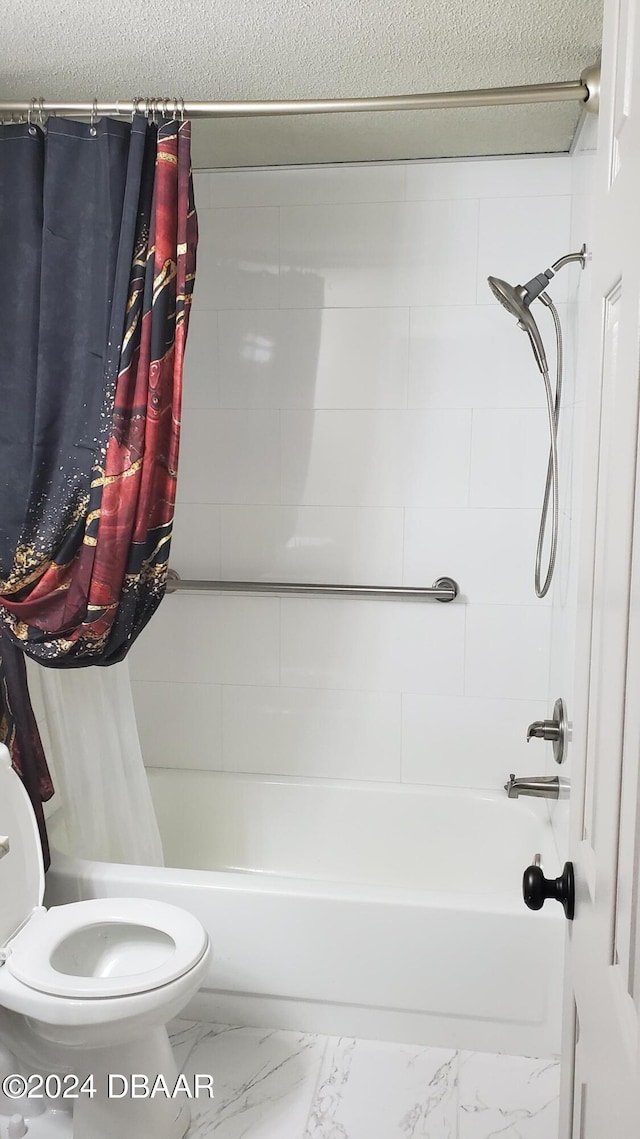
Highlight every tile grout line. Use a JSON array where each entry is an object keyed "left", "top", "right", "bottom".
[
  {"left": 473, "top": 196, "right": 482, "bottom": 306},
  {"left": 220, "top": 680, "right": 227, "bottom": 774},
  {"left": 462, "top": 602, "right": 468, "bottom": 700},
  {"left": 278, "top": 404, "right": 284, "bottom": 691},
  {"left": 404, "top": 306, "right": 411, "bottom": 411},
  {"left": 195, "top": 191, "right": 573, "bottom": 211},
  {"left": 467, "top": 409, "right": 474, "bottom": 509},
  {"left": 277, "top": 204, "right": 282, "bottom": 309}
]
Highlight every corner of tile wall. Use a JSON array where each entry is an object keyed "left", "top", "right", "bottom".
[{"left": 545, "top": 126, "right": 598, "bottom": 863}]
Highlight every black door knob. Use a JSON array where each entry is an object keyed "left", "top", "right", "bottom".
[{"left": 522, "top": 860, "right": 575, "bottom": 920}]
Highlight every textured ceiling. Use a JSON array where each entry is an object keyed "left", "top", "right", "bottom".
[{"left": 2, "top": 0, "right": 603, "bottom": 167}]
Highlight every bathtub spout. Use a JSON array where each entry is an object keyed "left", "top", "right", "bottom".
[{"left": 504, "top": 773, "right": 560, "bottom": 800}]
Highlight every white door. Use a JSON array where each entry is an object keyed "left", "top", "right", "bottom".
[{"left": 560, "top": 0, "right": 640, "bottom": 1133}]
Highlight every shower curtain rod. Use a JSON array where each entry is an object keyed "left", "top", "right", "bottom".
[{"left": 0, "top": 64, "right": 600, "bottom": 120}]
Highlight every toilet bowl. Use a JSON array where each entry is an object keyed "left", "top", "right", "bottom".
[{"left": 0, "top": 744, "right": 211, "bottom": 1139}]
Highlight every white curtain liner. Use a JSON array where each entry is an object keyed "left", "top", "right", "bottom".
[{"left": 31, "top": 658, "right": 163, "bottom": 867}]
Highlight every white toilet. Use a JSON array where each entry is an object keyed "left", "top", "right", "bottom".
[{"left": 0, "top": 744, "right": 211, "bottom": 1139}]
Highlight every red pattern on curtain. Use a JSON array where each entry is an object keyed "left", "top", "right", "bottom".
[{"left": 0, "top": 121, "right": 196, "bottom": 658}]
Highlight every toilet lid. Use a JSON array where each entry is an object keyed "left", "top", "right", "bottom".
[
  {"left": 0, "top": 745, "right": 45, "bottom": 947},
  {"left": 7, "top": 897, "right": 209, "bottom": 998}
]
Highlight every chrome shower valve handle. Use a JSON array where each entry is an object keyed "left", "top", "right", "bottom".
[
  {"left": 526, "top": 720, "right": 560, "bottom": 742},
  {"left": 526, "top": 697, "right": 567, "bottom": 765}
]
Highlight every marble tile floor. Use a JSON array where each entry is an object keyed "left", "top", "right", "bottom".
[{"left": 169, "top": 1019, "right": 560, "bottom": 1139}]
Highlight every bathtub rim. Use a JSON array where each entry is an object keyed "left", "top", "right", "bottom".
[
  {"left": 47, "top": 774, "right": 559, "bottom": 914},
  {"left": 46, "top": 841, "right": 562, "bottom": 924}
]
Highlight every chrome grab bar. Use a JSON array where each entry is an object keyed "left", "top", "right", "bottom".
[{"left": 166, "top": 570, "right": 459, "bottom": 602}]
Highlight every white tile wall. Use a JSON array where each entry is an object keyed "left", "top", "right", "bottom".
[
  {"left": 408, "top": 304, "right": 551, "bottom": 410},
  {"left": 210, "top": 164, "right": 407, "bottom": 208},
  {"left": 222, "top": 687, "right": 401, "bottom": 781},
  {"left": 477, "top": 196, "right": 573, "bottom": 304},
  {"left": 219, "top": 506, "right": 404, "bottom": 585},
  {"left": 178, "top": 410, "right": 280, "bottom": 504},
  {"left": 403, "top": 507, "right": 545, "bottom": 606},
  {"left": 280, "top": 410, "right": 472, "bottom": 507},
  {"left": 465, "top": 606, "right": 552, "bottom": 701},
  {"left": 131, "top": 595, "right": 279, "bottom": 686},
  {"left": 131, "top": 681, "right": 223, "bottom": 771},
  {"left": 402, "top": 695, "right": 546, "bottom": 789},
  {"left": 280, "top": 597, "right": 465, "bottom": 695},
  {"left": 130, "top": 154, "right": 572, "bottom": 795},
  {"left": 170, "top": 504, "right": 221, "bottom": 580},
  {"left": 405, "top": 155, "right": 571, "bottom": 202},
  {"left": 218, "top": 308, "right": 410, "bottom": 410},
  {"left": 470, "top": 408, "right": 551, "bottom": 509},
  {"left": 180, "top": 308, "right": 220, "bottom": 408},
  {"left": 193, "top": 207, "right": 279, "bottom": 310},
  {"left": 279, "top": 200, "right": 479, "bottom": 308}
]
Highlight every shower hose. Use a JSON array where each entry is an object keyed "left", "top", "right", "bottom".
[{"left": 536, "top": 296, "right": 563, "bottom": 598}]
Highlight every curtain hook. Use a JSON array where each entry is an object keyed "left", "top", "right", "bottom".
[
  {"left": 163, "top": 97, "right": 170, "bottom": 120},
  {"left": 27, "top": 97, "right": 38, "bottom": 135},
  {"left": 131, "top": 96, "right": 140, "bottom": 122},
  {"left": 37, "top": 97, "right": 46, "bottom": 129},
  {"left": 90, "top": 97, "right": 98, "bottom": 136},
  {"left": 180, "top": 97, "right": 185, "bottom": 122}
]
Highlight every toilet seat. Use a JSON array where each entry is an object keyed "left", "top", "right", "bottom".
[{"left": 6, "top": 897, "right": 209, "bottom": 999}]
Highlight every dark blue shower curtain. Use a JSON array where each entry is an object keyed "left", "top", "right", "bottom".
[{"left": 0, "top": 115, "right": 197, "bottom": 863}]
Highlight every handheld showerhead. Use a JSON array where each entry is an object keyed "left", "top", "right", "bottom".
[
  {"left": 487, "top": 275, "right": 527, "bottom": 318},
  {"left": 487, "top": 247, "right": 586, "bottom": 374},
  {"left": 487, "top": 246, "right": 586, "bottom": 599},
  {"left": 487, "top": 275, "right": 549, "bottom": 373}
]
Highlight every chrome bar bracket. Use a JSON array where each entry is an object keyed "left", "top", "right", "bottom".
[{"left": 580, "top": 62, "right": 601, "bottom": 115}]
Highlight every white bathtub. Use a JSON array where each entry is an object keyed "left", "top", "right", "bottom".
[{"left": 46, "top": 771, "right": 564, "bottom": 1055}]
